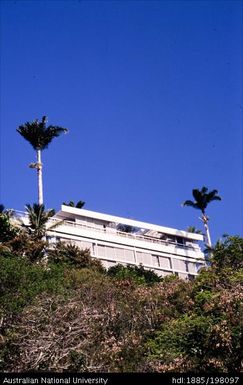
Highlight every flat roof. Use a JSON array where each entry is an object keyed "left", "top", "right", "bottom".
[{"left": 57, "top": 205, "right": 204, "bottom": 241}]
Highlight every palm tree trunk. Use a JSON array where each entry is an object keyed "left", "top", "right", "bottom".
[
  {"left": 37, "top": 149, "right": 43, "bottom": 205},
  {"left": 202, "top": 215, "right": 212, "bottom": 247}
]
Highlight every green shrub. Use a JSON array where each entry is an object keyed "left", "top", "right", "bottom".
[
  {"left": 48, "top": 241, "right": 105, "bottom": 272},
  {"left": 0, "top": 254, "right": 67, "bottom": 315},
  {"left": 107, "top": 263, "right": 161, "bottom": 285},
  {"left": 0, "top": 212, "right": 18, "bottom": 242}
]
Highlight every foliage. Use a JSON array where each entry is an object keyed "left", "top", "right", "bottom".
[
  {"left": 48, "top": 241, "right": 104, "bottom": 272},
  {"left": 0, "top": 207, "right": 18, "bottom": 243},
  {"left": 183, "top": 187, "right": 221, "bottom": 215},
  {"left": 211, "top": 236, "right": 243, "bottom": 271},
  {"left": 107, "top": 263, "right": 161, "bottom": 285},
  {"left": 182, "top": 186, "right": 222, "bottom": 247},
  {"left": 25, "top": 203, "right": 55, "bottom": 239},
  {"left": 0, "top": 254, "right": 68, "bottom": 316},
  {"left": 17, "top": 116, "right": 68, "bottom": 151},
  {"left": 1, "top": 204, "right": 56, "bottom": 261},
  {"left": 62, "top": 200, "right": 85, "bottom": 209},
  {"left": 186, "top": 226, "right": 202, "bottom": 234},
  {"left": 145, "top": 236, "right": 243, "bottom": 372},
  {"left": 5, "top": 231, "right": 47, "bottom": 261},
  {"left": 0, "top": 236, "right": 242, "bottom": 372}
]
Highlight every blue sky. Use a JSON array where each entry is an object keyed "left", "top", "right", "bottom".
[{"left": 0, "top": 0, "right": 242, "bottom": 242}]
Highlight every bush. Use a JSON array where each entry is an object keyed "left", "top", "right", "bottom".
[
  {"left": 107, "top": 264, "right": 161, "bottom": 285},
  {"left": 0, "top": 212, "right": 18, "bottom": 242},
  {"left": 0, "top": 254, "right": 67, "bottom": 316},
  {"left": 48, "top": 241, "right": 105, "bottom": 272},
  {"left": 5, "top": 231, "right": 47, "bottom": 261},
  {"left": 211, "top": 236, "right": 243, "bottom": 271},
  {"left": 1, "top": 236, "right": 242, "bottom": 373}
]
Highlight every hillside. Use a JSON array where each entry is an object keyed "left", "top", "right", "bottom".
[{"left": 0, "top": 235, "right": 242, "bottom": 372}]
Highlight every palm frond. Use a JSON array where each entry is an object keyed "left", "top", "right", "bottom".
[
  {"left": 206, "top": 190, "right": 221, "bottom": 203},
  {"left": 210, "top": 196, "right": 222, "bottom": 202},
  {"left": 25, "top": 203, "right": 55, "bottom": 238},
  {"left": 184, "top": 186, "right": 222, "bottom": 216},
  {"left": 201, "top": 186, "right": 208, "bottom": 194},
  {"left": 182, "top": 200, "right": 198, "bottom": 209},
  {"left": 76, "top": 200, "right": 85, "bottom": 208},
  {"left": 46, "top": 219, "right": 64, "bottom": 231},
  {"left": 192, "top": 189, "right": 201, "bottom": 201},
  {"left": 63, "top": 200, "right": 85, "bottom": 208}
]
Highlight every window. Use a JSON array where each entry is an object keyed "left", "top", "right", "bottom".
[
  {"left": 136, "top": 252, "right": 152, "bottom": 264},
  {"left": 172, "top": 259, "right": 186, "bottom": 271},
  {"left": 97, "top": 245, "right": 106, "bottom": 257},
  {"left": 116, "top": 248, "right": 125, "bottom": 260},
  {"left": 124, "top": 249, "right": 135, "bottom": 262},
  {"left": 176, "top": 237, "right": 185, "bottom": 246},
  {"left": 152, "top": 255, "right": 160, "bottom": 267}
]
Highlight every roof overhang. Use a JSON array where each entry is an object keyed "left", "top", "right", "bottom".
[{"left": 55, "top": 205, "right": 204, "bottom": 241}]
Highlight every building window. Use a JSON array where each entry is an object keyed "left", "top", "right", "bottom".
[
  {"left": 152, "top": 255, "right": 160, "bottom": 267},
  {"left": 176, "top": 237, "right": 185, "bottom": 245}
]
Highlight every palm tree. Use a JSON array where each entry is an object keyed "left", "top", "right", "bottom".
[
  {"left": 186, "top": 226, "right": 202, "bottom": 234},
  {"left": 17, "top": 116, "right": 68, "bottom": 204},
  {"left": 25, "top": 203, "right": 55, "bottom": 240},
  {"left": 182, "top": 187, "right": 221, "bottom": 247},
  {"left": 62, "top": 200, "right": 85, "bottom": 209}
]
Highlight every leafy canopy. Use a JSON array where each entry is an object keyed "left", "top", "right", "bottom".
[
  {"left": 25, "top": 203, "right": 55, "bottom": 239},
  {"left": 17, "top": 116, "right": 68, "bottom": 151},
  {"left": 62, "top": 200, "right": 85, "bottom": 209},
  {"left": 183, "top": 186, "right": 221, "bottom": 214}
]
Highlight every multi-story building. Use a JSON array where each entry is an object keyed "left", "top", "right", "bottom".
[{"left": 45, "top": 205, "right": 206, "bottom": 279}]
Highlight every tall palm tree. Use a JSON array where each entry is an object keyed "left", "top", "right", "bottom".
[
  {"left": 182, "top": 187, "right": 221, "bottom": 247},
  {"left": 17, "top": 116, "right": 68, "bottom": 204}
]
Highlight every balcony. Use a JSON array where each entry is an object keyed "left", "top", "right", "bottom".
[{"left": 47, "top": 217, "right": 200, "bottom": 252}]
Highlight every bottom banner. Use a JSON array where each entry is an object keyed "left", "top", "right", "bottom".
[{"left": 0, "top": 373, "right": 242, "bottom": 385}]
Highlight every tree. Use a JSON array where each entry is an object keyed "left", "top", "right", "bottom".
[
  {"left": 107, "top": 263, "right": 161, "bottom": 285},
  {"left": 0, "top": 205, "right": 18, "bottom": 243},
  {"left": 186, "top": 226, "right": 202, "bottom": 234},
  {"left": 48, "top": 241, "right": 104, "bottom": 271},
  {"left": 210, "top": 235, "right": 243, "bottom": 272},
  {"left": 182, "top": 187, "right": 221, "bottom": 247},
  {"left": 62, "top": 200, "right": 85, "bottom": 209},
  {"left": 17, "top": 116, "right": 68, "bottom": 204},
  {"left": 25, "top": 203, "right": 55, "bottom": 240}
]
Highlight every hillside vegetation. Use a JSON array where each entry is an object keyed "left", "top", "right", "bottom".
[{"left": 0, "top": 233, "right": 242, "bottom": 372}]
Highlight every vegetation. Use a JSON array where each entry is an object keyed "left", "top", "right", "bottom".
[
  {"left": 0, "top": 205, "right": 18, "bottom": 243},
  {"left": 182, "top": 187, "right": 221, "bottom": 247},
  {"left": 17, "top": 116, "right": 68, "bottom": 204},
  {"left": 48, "top": 241, "right": 104, "bottom": 272},
  {"left": 0, "top": 227, "right": 242, "bottom": 372},
  {"left": 186, "top": 226, "right": 202, "bottom": 234},
  {"left": 107, "top": 263, "right": 161, "bottom": 285},
  {"left": 62, "top": 200, "right": 85, "bottom": 209},
  {"left": 25, "top": 203, "right": 55, "bottom": 239}
]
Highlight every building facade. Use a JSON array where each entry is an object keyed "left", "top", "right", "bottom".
[{"left": 45, "top": 205, "right": 206, "bottom": 279}]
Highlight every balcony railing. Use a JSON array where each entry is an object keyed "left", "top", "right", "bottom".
[
  {"left": 14, "top": 210, "right": 200, "bottom": 251},
  {"left": 47, "top": 217, "right": 199, "bottom": 251}
]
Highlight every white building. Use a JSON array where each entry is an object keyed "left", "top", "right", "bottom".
[{"left": 45, "top": 205, "right": 206, "bottom": 279}]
